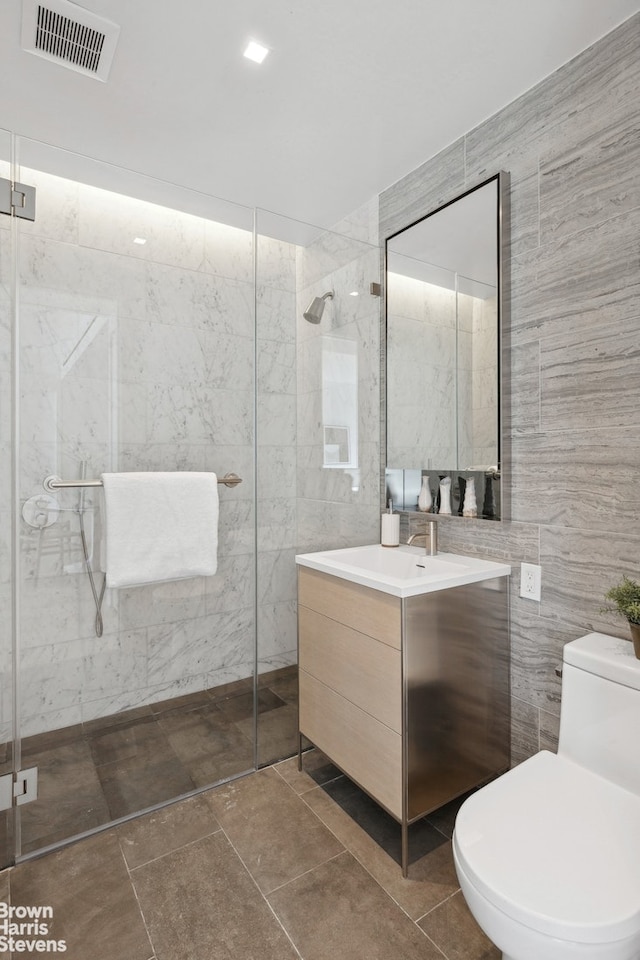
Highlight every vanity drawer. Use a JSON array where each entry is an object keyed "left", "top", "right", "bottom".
[
  {"left": 297, "top": 567, "right": 401, "bottom": 649},
  {"left": 299, "top": 670, "right": 402, "bottom": 819},
  {"left": 298, "top": 605, "right": 401, "bottom": 733}
]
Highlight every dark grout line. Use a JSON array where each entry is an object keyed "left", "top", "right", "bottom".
[{"left": 215, "top": 820, "right": 306, "bottom": 960}]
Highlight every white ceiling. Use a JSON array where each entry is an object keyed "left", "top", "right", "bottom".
[{"left": 2, "top": 0, "right": 640, "bottom": 229}]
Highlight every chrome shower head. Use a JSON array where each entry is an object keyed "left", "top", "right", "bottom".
[{"left": 303, "top": 290, "right": 333, "bottom": 323}]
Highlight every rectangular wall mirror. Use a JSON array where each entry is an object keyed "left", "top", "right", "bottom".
[{"left": 385, "top": 172, "right": 508, "bottom": 520}]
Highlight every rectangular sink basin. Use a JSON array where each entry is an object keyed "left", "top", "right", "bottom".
[
  {"left": 326, "top": 545, "right": 469, "bottom": 579},
  {"left": 295, "top": 543, "right": 511, "bottom": 597}
]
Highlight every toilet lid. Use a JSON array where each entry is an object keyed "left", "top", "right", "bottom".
[{"left": 454, "top": 751, "right": 640, "bottom": 945}]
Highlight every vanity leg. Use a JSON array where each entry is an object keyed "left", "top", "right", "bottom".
[
  {"left": 401, "top": 819, "right": 409, "bottom": 878},
  {"left": 297, "top": 732, "right": 303, "bottom": 772}
]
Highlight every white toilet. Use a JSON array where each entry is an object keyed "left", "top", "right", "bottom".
[{"left": 453, "top": 632, "right": 640, "bottom": 960}]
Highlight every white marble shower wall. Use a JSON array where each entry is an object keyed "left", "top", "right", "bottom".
[
  {"left": 458, "top": 292, "right": 498, "bottom": 470},
  {"left": 386, "top": 273, "right": 497, "bottom": 470},
  {"left": 255, "top": 232, "right": 298, "bottom": 674},
  {"left": 386, "top": 272, "right": 456, "bottom": 468},
  {"left": 15, "top": 166, "right": 261, "bottom": 738},
  {"left": 253, "top": 202, "right": 382, "bottom": 680},
  {"left": 296, "top": 202, "right": 382, "bottom": 554}
]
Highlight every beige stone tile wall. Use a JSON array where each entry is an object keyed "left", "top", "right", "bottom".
[{"left": 380, "top": 12, "right": 640, "bottom": 762}]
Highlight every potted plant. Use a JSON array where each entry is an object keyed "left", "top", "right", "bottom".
[{"left": 602, "top": 575, "right": 640, "bottom": 659}]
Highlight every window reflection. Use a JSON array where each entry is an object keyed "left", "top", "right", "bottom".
[{"left": 321, "top": 335, "right": 359, "bottom": 491}]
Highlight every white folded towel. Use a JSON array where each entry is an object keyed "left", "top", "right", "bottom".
[{"left": 102, "top": 471, "right": 219, "bottom": 588}]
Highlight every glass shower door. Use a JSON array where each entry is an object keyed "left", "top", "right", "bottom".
[
  {"left": 11, "top": 137, "right": 258, "bottom": 859},
  {"left": 254, "top": 208, "right": 382, "bottom": 769},
  {"left": 0, "top": 127, "right": 16, "bottom": 869}
]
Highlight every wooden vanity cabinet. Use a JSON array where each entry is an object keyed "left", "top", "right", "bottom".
[{"left": 297, "top": 565, "right": 510, "bottom": 875}]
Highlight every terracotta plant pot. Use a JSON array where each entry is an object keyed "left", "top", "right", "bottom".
[{"left": 629, "top": 621, "right": 640, "bottom": 660}]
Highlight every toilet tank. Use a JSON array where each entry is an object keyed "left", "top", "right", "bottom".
[{"left": 558, "top": 633, "right": 640, "bottom": 796}]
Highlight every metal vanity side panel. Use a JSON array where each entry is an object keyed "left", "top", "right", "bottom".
[{"left": 403, "top": 576, "right": 510, "bottom": 821}]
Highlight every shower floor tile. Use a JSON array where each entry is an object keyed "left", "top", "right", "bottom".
[
  {"left": 21, "top": 723, "right": 86, "bottom": 756},
  {"left": 158, "top": 703, "right": 255, "bottom": 787},
  {"left": 19, "top": 740, "right": 111, "bottom": 854},
  {"left": 215, "top": 687, "right": 286, "bottom": 723},
  {"left": 82, "top": 705, "right": 155, "bottom": 737},
  {"left": 97, "top": 751, "right": 197, "bottom": 820},
  {"left": 149, "top": 689, "right": 213, "bottom": 716},
  {"left": 250, "top": 701, "right": 299, "bottom": 766},
  {"left": 88, "top": 714, "right": 168, "bottom": 767},
  {"left": 15, "top": 666, "right": 297, "bottom": 857},
  {"left": 262, "top": 668, "right": 298, "bottom": 704}
]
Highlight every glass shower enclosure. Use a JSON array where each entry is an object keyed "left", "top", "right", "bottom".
[
  {"left": 1, "top": 131, "right": 382, "bottom": 866},
  {"left": 4, "top": 136, "right": 258, "bottom": 862}
]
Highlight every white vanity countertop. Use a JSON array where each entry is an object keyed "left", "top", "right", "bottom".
[{"left": 295, "top": 543, "right": 511, "bottom": 598}]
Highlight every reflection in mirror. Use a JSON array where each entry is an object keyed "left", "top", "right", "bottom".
[
  {"left": 322, "top": 336, "right": 360, "bottom": 491},
  {"left": 385, "top": 173, "right": 507, "bottom": 521}
]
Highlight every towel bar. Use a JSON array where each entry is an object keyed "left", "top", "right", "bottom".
[{"left": 43, "top": 472, "right": 242, "bottom": 491}]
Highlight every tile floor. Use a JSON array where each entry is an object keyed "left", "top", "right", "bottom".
[
  {"left": 1, "top": 748, "right": 500, "bottom": 960},
  {"left": 12, "top": 667, "right": 298, "bottom": 856}
]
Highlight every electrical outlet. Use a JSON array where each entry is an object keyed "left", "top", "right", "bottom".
[{"left": 520, "top": 562, "right": 542, "bottom": 601}]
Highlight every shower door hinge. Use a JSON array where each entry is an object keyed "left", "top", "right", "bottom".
[
  {"left": 0, "top": 768, "right": 38, "bottom": 811},
  {"left": 0, "top": 177, "right": 36, "bottom": 221}
]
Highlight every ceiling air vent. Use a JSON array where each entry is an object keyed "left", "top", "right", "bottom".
[{"left": 21, "top": 0, "right": 120, "bottom": 81}]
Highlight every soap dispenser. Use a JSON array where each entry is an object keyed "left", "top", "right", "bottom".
[{"left": 381, "top": 499, "right": 400, "bottom": 547}]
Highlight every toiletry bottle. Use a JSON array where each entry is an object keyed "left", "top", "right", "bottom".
[
  {"left": 381, "top": 499, "right": 400, "bottom": 547},
  {"left": 439, "top": 477, "right": 452, "bottom": 515},
  {"left": 483, "top": 474, "right": 495, "bottom": 519},
  {"left": 457, "top": 476, "right": 467, "bottom": 516},
  {"left": 418, "top": 475, "right": 432, "bottom": 513},
  {"left": 462, "top": 477, "right": 478, "bottom": 517}
]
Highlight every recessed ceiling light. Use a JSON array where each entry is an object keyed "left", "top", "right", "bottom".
[
  {"left": 244, "top": 40, "right": 269, "bottom": 64},
  {"left": 133, "top": 237, "right": 147, "bottom": 245},
  {"left": 349, "top": 290, "right": 359, "bottom": 297}
]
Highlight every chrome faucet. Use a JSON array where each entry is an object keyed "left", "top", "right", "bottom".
[{"left": 407, "top": 520, "right": 438, "bottom": 556}]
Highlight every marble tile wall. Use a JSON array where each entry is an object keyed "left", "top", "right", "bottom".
[
  {"left": 254, "top": 205, "right": 383, "bottom": 682},
  {"left": 386, "top": 275, "right": 496, "bottom": 470},
  {"left": 256, "top": 232, "right": 298, "bottom": 675},
  {"left": 465, "top": 294, "right": 498, "bottom": 470},
  {"left": 295, "top": 199, "right": 382, "bottom": 556},
  {"left": 4, "top": 166, "right": 383, "bottom": 746},
  {"left": 386, "top": 273, "right": 457, "bottom": 468},
  {"left": 12, "top": 167, "right": 259, "bottom": 737},
  {"left": 380, "top": 11, "right": 640, "bottom": 763}
]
